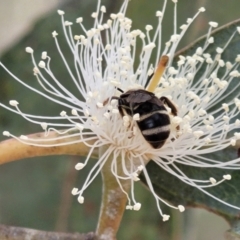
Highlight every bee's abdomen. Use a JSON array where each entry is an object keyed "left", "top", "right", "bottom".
[{"left": 137, "top": 111, "right": 170, "bottom": 149}]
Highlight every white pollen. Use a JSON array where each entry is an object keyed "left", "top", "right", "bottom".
[
  {"left": 76, "top": 123, "right": 84, "bottom": 131},
  {"left": 180, "top": 24, "right": 187, "bottom": 30},
  {"left": 41, "top": 51, "right": 47, "bottom": 59},
  {"left": 65, "top": 21, "right": 73, "bottom": 26},
  {"left": 60, "top": 111, "right": 66, "bottom": 117},
  {"left": 76, "top": 17, "right": 83, "bottom": 23},
  {"left": 52, "top": 31, "right": 58, "bottom": 38},
  {"left": 38, "top": 61, "right": 46, "bottom": 68},
  {"left": 198, "top": 108, "right": 207, "bottom": 116},
  {"left": 100, "top": 6, "right": 106, "bottom": 13},
  {"left": 205, "top": 137, "right": 211, "bottom": 144},
  {"left": 178, "top": 205, "right": 185, "bottom": 212},
  {"left": 156, "top": 11, "right": 163, "bottom": 17},
  {"left": 187, "top": 18, "right": 193, "bottom": 24},
  {"left": 133, "top": 126, "right": 138, "bottom": 136},
  {"left": 172, "top": 116, "right": 182, "bottom": 125},
  {"left": 126, "top": 205, "right": 133, "bottom": 210},
  {"left": 71, "top": 109, "right": 78, "bottom": 115},
  {"left": 196, "top": 47, "right": 203, "bottom": 55},
  {"left": 74, "top": 35, "right": 81, "bottom": 41},
  {"left": 209, "top": 21, "right": 218, "bottom": 28},
  {"left": 140, "top": 33, "right": 146, "bottom": 39},
  {"left": 57, "top": 10, "right": 65, "bottom": 15},
  {"left": 216, "top": 47, "right": 223, "bottom": 54},
  {"left": 133, "top": 203, "right": 141, "bottom": 211},
  {"left": 138, "top": 165, "right": 144, "bottom": 171},
  {"left": 193, "top": 131, "right": 204, "bottom": 138},
  {"left": 33, "top": 67, "right": 39, "bottom": 75},
  {"left": 145, "top": 25, "right": 153, "bottom": 31},
  {"left": 199, "top": 7, "right": 205, "bottom": 12},
  {"left": 104, "top": 112, "right": 110, "bottom": 119},
  {"left": 25, "top": 47, "right": 34, "bottom": 54},
  {"left": 223, "top": 116, "right": 229, "bottom": 122},
  {"left": 112, "top": 109, "right": 119, "bottom": 114},
  {"left": 163, "top": 214, "right": 170, "bottom": 222},
  {"left": 9, "top": 100, "right": 19, "bottom": 106},
  {"left": 20, "top": 135, "right": 28, "bottom": 140},
  {"left": 208, "top": 37, "right": 214, "bottom": 44},
  {"left": 223, "top": 174, "right": 231, "bottom": 180},
  {"left": 206, "top": 125, "right": 213, "bottom": 131},
  {"left": 3, "top": 131, "right": 10, "bottom": 137},
  {"left": 97, "top": 102, "right": 103, "bottom": 108},
  {"left": 41, "top": 122, "right": 48, "bottom": 130},
  {"left": 132, "top": 174, "right": 140, "bottom": 181},
  {"left": 78, "top": 196, "right": 84, "bottom": 204},
  {"left": 237, "top": 27, "right": 240, "bottom": 34},
  {"left": 230, "top": 139, "right": 236, "bottom": 146},
  {"left": 91, "top": 12, "right": 98, "bottom": 18},
  {"left": 75, "top": 162, "right": 85, "bottom": 170},
  {"left": 218, "top": 59, "right": 225, "bottom": 67},
  {"left": 123, "top": 115, "right": 130, "bottom": 122},
  {"left": 235, "top": 119, "right": 240, "bottom": 126},
  {"left": 234, "top": 132, "right": 240, "bottom": 139},
  {"left": 71, "top": 188, "right": 78, "bottom": 195},
  {"left": 210, "top": 177, "right": 217, "bottom": 184},
  {"left": 230, "top": 70, "right": 240, "bottom": 77},
  {"left": 222, "top": 103, "right": 229, "bottom": 112},
  {"left": 133, "top": 113, "right": 140, "bottom": 121}
]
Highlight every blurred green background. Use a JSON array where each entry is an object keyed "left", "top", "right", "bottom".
[{"left": 0, "top": 0, "right": 240, "bottom": 239}]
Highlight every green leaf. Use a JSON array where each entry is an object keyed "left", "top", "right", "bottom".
[{"left": 140, "top": 19, "right": 240, "bottom": 237}]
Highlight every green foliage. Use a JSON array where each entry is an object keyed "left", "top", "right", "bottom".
[{"left": 141, "top": 19, "right": 240, "bottom": 237}]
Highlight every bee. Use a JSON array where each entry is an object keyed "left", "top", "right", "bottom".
[
  {"left": 110, "top": 88, "right": 177, "bottom": 149},
  {"left": 103, "top": 55, "right": 176, "bottom": 149}
]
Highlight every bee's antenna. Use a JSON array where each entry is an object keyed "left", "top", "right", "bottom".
[
  {"left": 117, "top": 87, "right": 124, "bottom": 93},
  {"left": 146, "top": 55, "right": 169, "bottom": 92}
]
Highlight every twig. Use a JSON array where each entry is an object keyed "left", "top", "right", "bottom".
[{"left": 0, "top": 224, "right": 96, "bottom": 240}]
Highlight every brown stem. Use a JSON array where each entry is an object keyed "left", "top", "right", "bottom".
[
  {"left": 96, "top": 146, "right": 130, "bottom": 240},
  {"left": 0, "top": 224, "right": 96, "bottom": 240},
  {"left": 0, "top": 131, "right": 98, "bottom": 165}
]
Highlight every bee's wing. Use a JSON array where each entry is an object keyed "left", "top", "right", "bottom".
[{"left": 127, "top": 90, "right": 154, "bottom": 103}]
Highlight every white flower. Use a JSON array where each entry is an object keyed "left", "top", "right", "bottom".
[{"left": 1, "top": 0, "right": 240, "bottom": 222}]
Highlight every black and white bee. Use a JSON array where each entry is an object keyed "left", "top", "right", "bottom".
[{"left": 110, "top": 88, "right": 177, "bottom": 149}]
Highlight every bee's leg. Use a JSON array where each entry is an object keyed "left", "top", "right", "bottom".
[
  {"left": 116, "top": 87, "right": 124, "bottom": 93},
  {"left": 102, "top": 96, "right": 119, "bottom": 107},
  {"left": 160, "top": 96, "right": 178, "bottom": 116},
  {"left": 161, "top": 96, "right": 180, "bottom": 134},
  {"left": 117, "top": 99, "right": 125, "bottom": 117}
]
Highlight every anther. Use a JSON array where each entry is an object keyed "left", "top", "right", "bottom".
[
  {"left": 25, "top": 47, "right": 34, "bottom": 54},
  {"left": 71, "top": 188, "right": 78, "bottom": 195},
  {"left": 133, "top": 203, "right": 141, "bottom": 211},
  {"left": 223, "top": 174, "right": 231, "bottom": 180},
  {"left": 3, "top": 131, "right": 10, "bottom": 137},
  {"left": 163, "top": 214, "right": 170, "bottom": 222},
  {"left": 38, "top": 61, "right": 46, "bottom": 69},
  {"left": 209, "top": 177, "right": 217, "bottom": 184},
  {"left": 178, "top": 205, "right": 185, "bottom": 212},
  {"left": 9, "top": 100, "right": 19, "bottom": 106},
  {"left": 60, "top": 111, "right": 67, "bottom": 117},
  {"left": 57, "top": 10, "right": 65, "bottom": 15},
  {"left": 75, "top": 163, "right": 85, "bottom": 170},
  {"left": 78, "top": 195, "right": 84, "bottom": 204}
]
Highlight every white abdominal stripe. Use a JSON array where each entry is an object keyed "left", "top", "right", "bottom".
[
  {"left": 142, "top": 125, "right": 170, "bottom": 136},
  {"left": 139, "top": 110, "right": 169, "bottom": 121}
]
